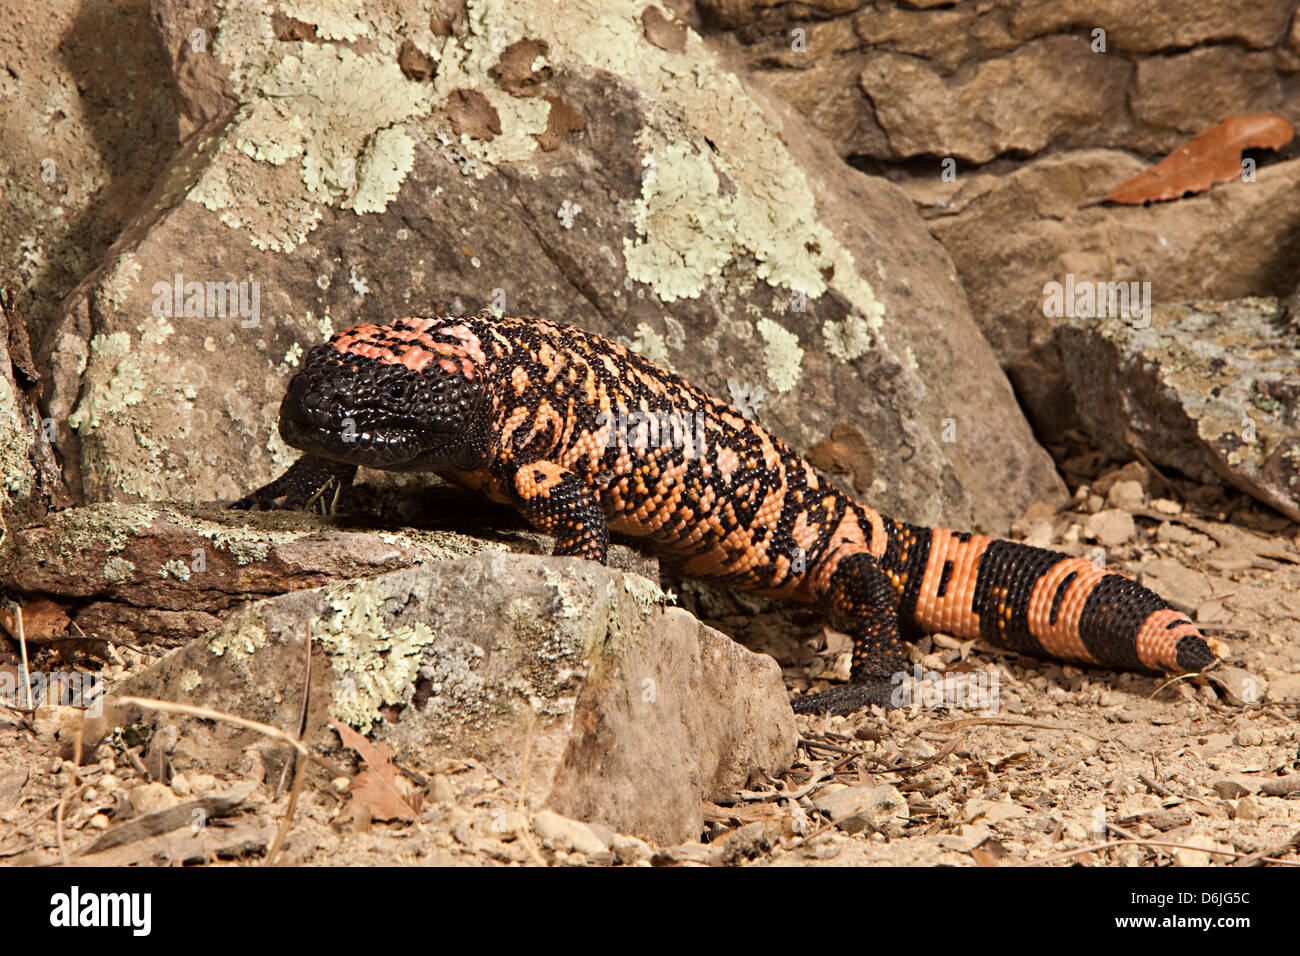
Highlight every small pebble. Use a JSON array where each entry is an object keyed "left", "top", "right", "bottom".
[
  {"left": 1235, "top": 727, "right": 1264, "bottom": 747},
  {"left": 1233, "top": 797, "right": 1263, "bottom": 821}
]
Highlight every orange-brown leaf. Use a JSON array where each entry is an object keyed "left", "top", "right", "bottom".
[
  {"left": 331, "top": 720, "right": 420, "bottom": 823},
  {"left": 1106, "top": 112, "right": 1294, "bottom": 204}
]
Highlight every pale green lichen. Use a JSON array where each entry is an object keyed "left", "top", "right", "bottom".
[
  {"left": 140, "top": 316, "right": 174, "bottom": 348},
  {"left": 67, "top": 323, "right": 202, "bottom": 499},
  {"left": 179, "top": 669, "right": 203, "bottom": 692},
  {"left": 624, "top": 142, "right": 735, "bottom": 302},
  {"left": 67, "top": 333, "right": 137, "bottom": 430},
  {"left": 0, "top": 375, "right": 35, "bottom": 512},
  {"left": 102, "top": 556, "right": 136, "bottom": 584},
  {"left": 756, "top": 317, "right": 803, "bottom": 394},
  {"left": 627, "top": 321, "right": 672, "bottom": 369},
  {"left": 823, "top": 313, "right": 875, "bottom": 362},
  {"left": 313, "top": 580, "right": 436, "bottom": 728},
  {"left": 32, "top": 503, "right": 155, "bottom": 560},
  {"left": 314, "top": 311, "right": 334, "bottom": 341},
  {"left": 622, "top": 572, "right": 666, "bottom": 617},
  {"left": 208, "top": 618, "right": 269, "bottom": 659},
  {"left": 343, "top": 125, "right": 417, "bottom": 214},
  {"left": 188, "top": 0, "right": 435, "bottom": 251},
  {"left": 99, "top": 253, "right": 143, "bottom": 311},
  {"left": 280, "top": 0, "right": 369, "bottom": 41},
  {"left": 159, "top": 559, "right": 192, "bottom": 581}
]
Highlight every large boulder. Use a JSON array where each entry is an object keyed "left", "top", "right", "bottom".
[
  {"left": 38, "top": 0, "right": 1063, "bottom": 532},
  {"left": 111, "top": 552, "right": 797, "bottom": 845}
]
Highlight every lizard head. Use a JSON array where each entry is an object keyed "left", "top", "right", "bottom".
[{"left": 278, "top": 317, "right": 491, "bottom": 470}]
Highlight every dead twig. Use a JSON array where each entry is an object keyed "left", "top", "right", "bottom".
[
  {"left": 56, "top": 727, "right": 84, "bottom": 868},
  {"left": 115, "top": 696, "right": 348, "bottom": 780},
  {"left": 516, "top": 713, "right": 547, "bottom": 867},
  {"left": 6, "top": 601, "right": 34, "bottom": 710},
  {"left": 865, "top": 735, "right": 965, "bottom": 776},
  {"left": 266, "top": 625, "right": 315, "bottom": 866},
  {"left": 1231, "top": 830, "right": 1300, "bottom": 868},
  {"left": 798, "top": 737, "right": 854, "bottom": 756},
  {"left": 1138, "top": 771, "right": 1175, "bottom": 798},
  {"left": 781, "top": 810, "right": 869, "bottom": 852}
]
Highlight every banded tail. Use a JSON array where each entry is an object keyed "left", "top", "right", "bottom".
[
  {"left": 796, "top": 513, "right": 1221, "bottom": 714},
  {"left": 889, "top": 523, "right": 1219, "bottom": 674}
]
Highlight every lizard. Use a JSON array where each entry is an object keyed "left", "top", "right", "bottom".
[{"left": 232, "top": 314, "right": 1222, "bottom": 715}]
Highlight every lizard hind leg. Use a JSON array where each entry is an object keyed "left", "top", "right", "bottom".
[{"left": 793, "top": 551, "right": 910, "bottom": 716}]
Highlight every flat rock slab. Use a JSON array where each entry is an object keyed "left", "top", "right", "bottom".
[
  {"left": 0, "top": 501, "right": 655, "bottom": 646},
  {"left": 1057, "top": 298, "right": 1300, "bottom": 522},
  {"left": 110, "top": 552, "right": 796, "bottom": 845}
]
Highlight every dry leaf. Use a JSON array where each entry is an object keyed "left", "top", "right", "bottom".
[
  {"left": 332, "top": 720, "right": 420, "bottom": 822},
  {"left": 1105, "top": 112, "right": 1294, "bottom": 204},
  {"left": 444, "top": 88, "right": 501, "bottom": 141},
  {"left": 534, "top": 95, "right": 584, "bottom": 152},
  {"left": 398, "top": 40, "right": 436, "bottom": 82},
  {"left": 275, "top": 16, "right": 317, "bottom": 41},
  {"left": 806, "top": 424, "right": 875, "bottom": 494},
  {"left": 0, "top": 597, "right": 72, "bottom": 644},
  {"left": 491, "top": 38, "right": 550, "bottom": 96},
  {"left": 642, "top": 6, "right": 687, "bottom": 54}
]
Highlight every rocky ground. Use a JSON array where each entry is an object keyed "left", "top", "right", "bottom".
[
  {"left": 1, "top": 459, "right": 1296, "bottom": 867},
  {"left": 1, "top": 0, "right": 1299, "bottom": 867}
]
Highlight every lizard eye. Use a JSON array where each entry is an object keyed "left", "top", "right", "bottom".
[{"left": 385, "top": 381, "right": 405, "bottom": 400}]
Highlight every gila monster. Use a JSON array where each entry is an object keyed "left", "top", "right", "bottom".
[{"left": 233, "top": 314, "right": 1221, "bottom": 715}]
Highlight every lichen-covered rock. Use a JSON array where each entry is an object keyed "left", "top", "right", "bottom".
[
  {"left": 0, "top": 499, "right": 655, "bottom": 646},
  {"left": 921, "top": 151, "right": 1300, "bottom": 439},
  {"left": 1057, "top": 299, "right": 1300, "bottom": 522},
  {"left": 39, "top": 0, "right": 1063, "bottom": 532},
  {"left": 111, "top": 552, "right": 796, "bottom": 845}
]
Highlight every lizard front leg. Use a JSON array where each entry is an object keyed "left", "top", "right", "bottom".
[
  {"left": 230, "top": 455, "right": 358, "bottom": 512},
  {"left": 508, "top": 460, "right": 609, "bottom": 563},
  {"left": 794, "top": 552, "right": 909, "bottom": 715}
]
